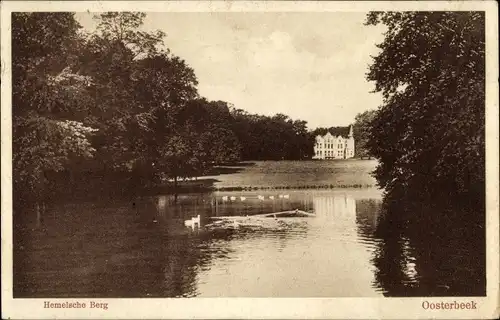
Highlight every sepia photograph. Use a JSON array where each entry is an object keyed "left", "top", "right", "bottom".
[{"left": 1, "top": 1, "right": 498, "bottom": 319}]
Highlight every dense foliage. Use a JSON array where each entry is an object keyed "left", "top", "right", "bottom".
[
  {"left": 365, "top": 12, "right": 485, "bottom": 201},
  {"left": 352, "top": 110, "right": 377, "bottom": 158},
  {"left": 12, "top": 12, "right": 320, "bottom": 205},
  {"left": 12, "top": 13, "right": 96, "bottom": 200},
  {"left": 231, "top": 110, "right": 312, "bottom": 161}
]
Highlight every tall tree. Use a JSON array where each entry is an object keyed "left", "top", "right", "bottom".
[
  {"left": 202, "top": 100, "right": 242, "bottom": 164},
  {"left": 12, "top": 13, "right": 97, "bottom": 216},
  {"left": 77, "top": 12, "right": 168, "bottom": 176},
  {"left": 353, "top": 110, "right": 377, "bottom": 159},
  {"left": 130, "top": 53, "right": 199, "bottom": 185},
  {"left": 365, "top": 12, "right": 485, "bottom": 200},
  {"left": 156, "top": 98, "right": 241, "bottom": 186},
  {"left": 79, "top": 13, "right": 200, "bottom": 187}
]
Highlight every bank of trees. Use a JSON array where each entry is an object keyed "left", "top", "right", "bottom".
[
  {"left": 365, "top": 12, "right": 485, "bottom": 202},
  {"left": 231, "top": 110, "right": 313, "bottom": 160},
  {"left": 12, "top": 13, "right": 241, "bottom": 202},
  {"left": 365, "top": 12, "right": 486, "bottom": 293},
  {"left": 12, "top": 12, "right": 318, "bottom": 207}
]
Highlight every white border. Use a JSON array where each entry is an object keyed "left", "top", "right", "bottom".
[{"left": 1, "top": 1, "right": 498, "bottom": 319}]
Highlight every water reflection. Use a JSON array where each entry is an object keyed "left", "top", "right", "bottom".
[
  {"left": 13, "top": 189, "right": 484, "bottom": 297},
  {"left": 189, "top": 190, "right": 383, "bottom": 297},
  {"left": 370, "top": 195, "right": 486, "bottom": 297}
]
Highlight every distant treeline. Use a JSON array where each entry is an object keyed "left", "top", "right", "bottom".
[{"left": 231, "top": 111, "right": 313, "bottom": 161}]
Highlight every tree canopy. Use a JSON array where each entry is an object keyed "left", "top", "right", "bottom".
[
  {"left": 365, "top": 12, "right": 485, "bottom": 200},
  {"left": 230, "top": 110, "right": 313, "bottom": 161},
  {"left": 12, "top": 12, "right": 321, "bottom": 204},
  {"left": 12, "top": 13, "right": 96, "bottom": 198},
  {"left": 352, "top": 110, "right": 377, "bottom": 158}
]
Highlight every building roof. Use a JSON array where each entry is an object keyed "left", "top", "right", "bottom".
[{"left": 314, "top": 126, "right": 352, "bottom": 139}]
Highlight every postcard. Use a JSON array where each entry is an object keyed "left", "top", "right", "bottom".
[{"left": 1, "top": 1, "right": 498, "bottom": 319}]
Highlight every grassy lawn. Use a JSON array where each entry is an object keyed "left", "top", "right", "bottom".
[{"left": 197, "top": 159, "right": 378, "bottom": 190}]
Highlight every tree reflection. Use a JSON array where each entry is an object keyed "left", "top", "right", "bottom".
[
  {"left": 355, "top": 198, "right": 381, "bottom": 238},
  {"left": 99, "top": 193, "right": 312, "bottom": 298},
  {"left": 371, "top": 190, "right": 485, "bottom": 296},
  {"left": 82, "top": 214, "right": 237, "bottom": 298}
]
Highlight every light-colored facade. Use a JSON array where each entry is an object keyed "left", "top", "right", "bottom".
[{"left": 312, "top": 125, "right": 355, "bottom": 160}]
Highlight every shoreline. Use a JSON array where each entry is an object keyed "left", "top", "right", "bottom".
[{"left": 148, "top": 182, "right": 379, "bottom": 197}]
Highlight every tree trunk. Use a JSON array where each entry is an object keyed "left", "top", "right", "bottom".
[
  {"left": 68, "top": 169, "right": 74, "bottom": 187},
  {"left": 35, "top": 201, "right": 47, "bottom": 229},
  {"left": 35, "top": 202, "right": 41, "bottom": 228},
  {"left": 173, "top": 175, "right": 178, "bottom": 203},
  {"left": 34, "top": 170, "right": 47, "bottom": 229}
]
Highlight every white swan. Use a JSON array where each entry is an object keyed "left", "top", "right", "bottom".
[
  {"left": 230, "top": 196, "right": 237, "bottom": 201},
  {"left": 240, "top": 196, "right": 246, "bottom": 201},
  {"left": 222, "top": 196, "right": 228, "bottom": 201},
  {"left": 192, "top": 214, "right": 201, "bottom": 227},
  {"left": 184, "top": 215, "right": 201, "bottom": 229},
  {"left": 269, "top": 196, "right": 275, "bottom": 200},
  {"left": 283, "top": 194, "right": 290, "bottom": 199},
  {"left": 257, "top": 195, "right": 265, "bottom": 200}
]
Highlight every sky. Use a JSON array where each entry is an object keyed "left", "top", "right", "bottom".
[{"left": 76, "top": 12, "right": 386, "bottom": 129}]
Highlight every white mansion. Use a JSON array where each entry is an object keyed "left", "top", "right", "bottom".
[{"left": 312, "top": 125, "right": 355, "bottom": 160}]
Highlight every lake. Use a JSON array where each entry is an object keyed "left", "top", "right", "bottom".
[{"left": 13, "top": 188, "right": 485, "bottom": 297}]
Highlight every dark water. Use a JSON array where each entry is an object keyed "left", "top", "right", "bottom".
[{"left": 13, "top": 189, "right": 485, "bottom": 297}]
